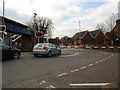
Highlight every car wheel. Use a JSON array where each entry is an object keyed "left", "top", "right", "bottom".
[
  {"left": 14, "top": 52, "right": 20, "bottom": 59},
  {"left": 58, "top": 50, "right": 61, "bottom": 55},
  {"left": 47, "top": 51, "right": 52, "bottom": 58},
  {"left": 33, "top": 54, "right": 38, "bottom": 57}
]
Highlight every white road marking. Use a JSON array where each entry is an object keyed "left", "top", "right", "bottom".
[
  {"left": 99, "top": 60, "right": 103, "bottom": 62},
  {"left": 88, "top": 64, "right": 94, "bottom": 66},
  {"left": 60, "top": 52, "right": 79, "bottom": 57},
  {"left": 102, "top": 54, "right": 113, "bottom": 61},
  {"left": 46, "top": 85, "right": 56, "bottom": 88},
  {"left": 39, "top": 80, "right": 46, "bottom": 85},
  {"left": 57, "top": 73, "right": 68, "bottom": 77},
  {"left": 80, "top": 66, "right": 87, "bottom": 69},
  {"left": 95, "top": 61, "right": 99, "bottom": 64},
  {"left": 70, "top": 69, "right": 79, "bottom": 72},
  {"left": 111, "top": 54, "right": 114, "bottom": 56},
  {"left": 108, "top": 56, "right": 111, "bottom": 58},
  {"left": 69, "top": 83, "right": 110, "bottom": 87},
  {"left": 103, "top": 58, "right": 107, "bottom": 61}
]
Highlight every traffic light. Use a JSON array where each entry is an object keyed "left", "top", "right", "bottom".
[
  {"left": 0, "top": 25, "right": 6, "bottom": 31},
  {"left": 35, "top": 31, "right": 44, "bottom": 38}
]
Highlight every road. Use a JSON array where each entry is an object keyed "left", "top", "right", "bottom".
[{"left": 2, "top": 49, "right": 119, "bottom": 89}]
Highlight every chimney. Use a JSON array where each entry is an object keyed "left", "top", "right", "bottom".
[{"left": 116, "top": 19, "right": 120, "bottom": 24}]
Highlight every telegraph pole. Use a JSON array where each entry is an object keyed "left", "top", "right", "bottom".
[
  {"left": 78, "top": 20, "right": 81, "bottom": 45},
  {"left": 73, "top": 20, "right": 81, "bottom": 45}
]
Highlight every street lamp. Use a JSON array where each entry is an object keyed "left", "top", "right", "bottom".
[
  {"left": 34, "top": 13, "right": 37, "bottom": 18},
  {"left": 74, "top": 20, "right": 81, "bottom": 45},
  {"left": 78, "top": 20, "right": 81, "bottom": 45}
]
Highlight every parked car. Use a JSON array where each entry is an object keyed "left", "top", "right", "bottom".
[
  {"left": 1, "top": 43, "right": 21, "bottom": 60},
  {"left": 33, "top": 43, "right": 61, "bottom": 57}
]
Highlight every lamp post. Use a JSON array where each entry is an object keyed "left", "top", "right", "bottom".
[
  {"left": 74, "top": 20, "right": 81, "bottom": 45},
  {"left": 78, "top": 20, "right": 81, "bottom": 45}
]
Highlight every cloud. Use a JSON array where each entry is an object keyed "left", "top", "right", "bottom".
[{"left": 0, "top": 0, "right": 119, "bottom": 38}]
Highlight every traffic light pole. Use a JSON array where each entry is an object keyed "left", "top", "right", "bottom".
[{"left": 34, "top": 13, "right": 40, "bottom": 43}]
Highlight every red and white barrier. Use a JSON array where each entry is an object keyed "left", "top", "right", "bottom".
[{"left": 60, "top": 45, "right": 120, "bottom": 49}]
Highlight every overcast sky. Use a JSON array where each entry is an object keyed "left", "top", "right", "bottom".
[{"left": 0, "top": 0, "right": 119, "bottom": 38}]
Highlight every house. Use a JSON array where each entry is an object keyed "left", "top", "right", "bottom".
[
  {"left": 105, "top": 32, "right": 111, "bottom": 45},
  {"left": 48, "top": 37, "right": 61, "bottom": 45},
  {"left": 90, "top": 29, "right": 107, "bottom": 45},
  {"left": 73, "top": 31, "right": 93, "bottom": 45},
  {"left": 110, "top": 19, "right": 120, "bottom": 46},
  {"left": 61, "top": 36, "right": 73, "bottom": 46}
]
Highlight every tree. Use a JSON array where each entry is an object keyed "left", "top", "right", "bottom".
[
  {"left": 27, "top": 16, "right": 54, "bottom": 39},
  {"left": 105, "top": 13, "right": 117, "bottom": 32},
  {"left": 95, "top": 23, "right": 106, "bottom": 34},
  {"left": 105, "top": 13, "right": 118, "bottom": 46}
]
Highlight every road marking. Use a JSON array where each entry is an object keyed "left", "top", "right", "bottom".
[
  {"left": 57, "top": 73, "right": 68, "bottom": 77},
  {"left": 39, "top": 80, "right": 46, "bottom": 85},
  {"left": 88, "top": 64, "right": 94, "bottom": 66},
  {"left": 60, "top": 52, "right": 79, "bottom": 57},
  {"left": 69, "top": 83, "right": 110, "bottom": 87},
  {"left": 70, "top": 69, "right": 79, "bottom": 72},
  {"left": 80, "top": 66, "right": 87, "bottom": 69},
  {"left": 111, "top": 54, "right": 114, "bottom": 56},
  {"left": 95, "top": 61, "right": 99, "bottom": 64},
  {"left": 108, "top": 56, "right": 111, "bottom": 58},
  {"left": 99, "top": 60, "right": 103, "bottom": 62},
  {"left": 46, "top": 85, "right": 56, "bottom": 88},
  {"left": 105, "top": 58, "right": 107, "bottom": 60},
  {"left": 103, "top": 54, "right": 113, "bottom": 61}
]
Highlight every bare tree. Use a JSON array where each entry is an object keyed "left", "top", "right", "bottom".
[
  {"left": 27, "top": 16, "right": 54, "bottom": 38},
  {"left": 105, "top": 13, "right": 117, "bottom": 32},
  {"left": 95, "top": 23, "right": 106, "bottom": 34},
  {"left": 105, "top": 13, "right": 119, "bottom": 46}
]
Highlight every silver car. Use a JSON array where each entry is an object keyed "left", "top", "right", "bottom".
[{"left": 33, "top": 43, "right": 61, "bottom": 57}]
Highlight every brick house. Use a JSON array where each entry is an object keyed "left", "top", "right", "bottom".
[
  {"left": 110, "top": 19, "right": 120, "bottom": 46},
  {"left": 90, "top": 29, "right": 107, "bottom": 45},
  {"left": 61, "top": 36, "right": 73, "bottom": 46},
  {"left": 105, "top": 32, "right": 111, "bottom": 45},
  {"left": 48, "top": 37, "right": 61, "bottom": 45},
  {"left": 73, "top": 31, "right": 93, "bottom": 45}
]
